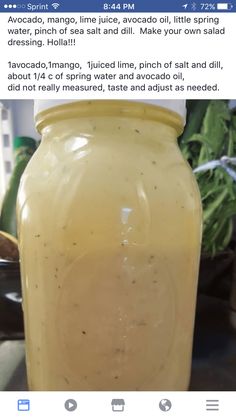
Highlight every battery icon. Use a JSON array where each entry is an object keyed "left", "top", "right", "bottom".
[{"left": 217, "top": 3, "right": 233, "bottom": 9}]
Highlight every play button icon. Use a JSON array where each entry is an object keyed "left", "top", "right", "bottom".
[{"left": 64, "top": 399, "right": 77, "bottom": 412}]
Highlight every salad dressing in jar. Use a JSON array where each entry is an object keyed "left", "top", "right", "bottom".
[{"left": 17, "top": 100, "right": 202, "bottom": 390}]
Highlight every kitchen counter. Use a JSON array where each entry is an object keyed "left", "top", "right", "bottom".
[
  {"left": 1, "top": 295, "right": 236, "bottom": 391},
  {"left": 0, "top": 340, "right": 26, "bottom": 390}
]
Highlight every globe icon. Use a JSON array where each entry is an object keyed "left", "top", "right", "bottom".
[{"left": 159, "top": 399, "right": 172, "bottom": 412}]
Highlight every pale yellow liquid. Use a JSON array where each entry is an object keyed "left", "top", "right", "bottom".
[{"left": 17, "top": 102, "right": 202, "bottom": 390}]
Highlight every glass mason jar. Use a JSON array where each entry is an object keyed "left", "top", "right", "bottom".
[{"left": 17, "top": 100, "right": 202, "bottom": 390}]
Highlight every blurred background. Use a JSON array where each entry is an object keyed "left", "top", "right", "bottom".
[
  {"left": 0, "top": 100, "right": 39, "bottom": 206},
  {"left": 1, "top": 99, "right": 236, "bottom": 391}
]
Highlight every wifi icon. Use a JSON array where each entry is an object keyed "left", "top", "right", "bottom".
[{"left": 52, "top": 2, "right": 60, "bottom": 9}]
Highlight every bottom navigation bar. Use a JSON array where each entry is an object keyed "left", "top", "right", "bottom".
[{"left": 0, "top": 392, "right": 234, "bottom": 419}]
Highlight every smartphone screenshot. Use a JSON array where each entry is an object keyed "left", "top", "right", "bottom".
[{"left": 0, "top": 0, "right": 236, "bottom": 418}]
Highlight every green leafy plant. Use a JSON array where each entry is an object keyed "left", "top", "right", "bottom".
[{"left": 179, "top": 100, "right": 236, "bottom": 255}]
